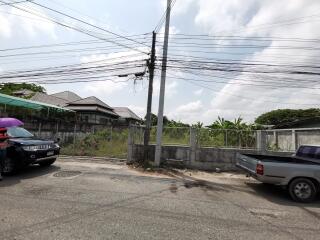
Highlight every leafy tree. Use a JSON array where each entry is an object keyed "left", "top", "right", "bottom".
[
  {"left": 207, "top": 116, "right": 262, "bottom": 130},
  {"left": 145, "top": 113, "right": 189, "bottom": 127},
  {"left": 0, "top": 83, "right": 46, "bottom": 98},
  {"left": 191, "top": 121, "right": 204, "bottom": 129},
  {"left": 255, "top": 109, "right": 320, "bottom": 125},
  {"left": 208, "top": 117, "right": 234, "bottom": 129}
]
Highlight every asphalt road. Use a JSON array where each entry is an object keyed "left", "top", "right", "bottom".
[{"left": 0, "top": 158, "right": 319, "bottom": 240}]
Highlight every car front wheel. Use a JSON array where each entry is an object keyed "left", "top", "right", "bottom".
[{"left": 289, "top": 178, "right": 317, "bottom": 203}]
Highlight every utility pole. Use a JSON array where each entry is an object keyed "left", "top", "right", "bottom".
[
  {"left": 143, "top": 31, "right": 157, "bottom": 162},
  {"left": 154, "top": 0, "right": 171, "bottom": 166}
]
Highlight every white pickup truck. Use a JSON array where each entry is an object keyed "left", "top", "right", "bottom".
[{"left": 236, "top": 145, "right": 320, "bottom": 202}]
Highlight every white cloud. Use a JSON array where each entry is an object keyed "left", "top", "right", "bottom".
[
  {"left": 154, "top": 79, "right": 178, "bottom": 98},
  {"left": 0, "top": 13, "right": 11, "bottom": 38},
  {"left": 158, "top": 25, "right": 180, "bottom": 36},
  {"left": 84, "top": 81, "right": 127, "bottom": 96},
  {"left": 194, "top": 89, "right": 203, "bottom": 96},
  {"left": 80, "top": 46, "right": 148, "bottom": 64},
  {"left": 187, "top": 0, "right": 320, "bottom": 122},
  {"left": 168, "top": 100, "right": 204, "bottom": 123},
  {"left": 176, "top": 100, "right": 203, "bottom": 112},
  {"left": 194, "top": 0, "right": 258, "bottom": 35},
  {"left": 128, "top": 105, "right": 145, "bottom": 119},
  {"left": 0, "top": 6, "right": 56, "bottom": 39},
  {"left": 161, "top": 0, "right": 196, "bottom": 16}
]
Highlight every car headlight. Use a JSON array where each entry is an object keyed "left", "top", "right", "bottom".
[
  {"left": 22, "top": 146, "right": 38, "bottom": 151},
  {"left": 54, "top": 143, "right": 60, "bottom": 148}
]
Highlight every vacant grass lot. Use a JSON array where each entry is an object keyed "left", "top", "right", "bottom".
[
  {"left": 61, "top": 129, "right": 128, "bottom": 158},
  {"left": 60, "top": 128, "right": 256, "bottom": 158}
]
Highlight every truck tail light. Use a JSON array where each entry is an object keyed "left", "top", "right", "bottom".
[{"left": 256, "top": 164, "right": 264, "bottom": 175}]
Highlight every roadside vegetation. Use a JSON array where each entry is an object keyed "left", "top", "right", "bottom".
[{"left": 61, "top": 128, "right": 129, "bottom": 158}]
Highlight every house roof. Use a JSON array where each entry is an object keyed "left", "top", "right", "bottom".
[
  {"left": 51, "top": 91, "right": 81, "bottom": 102},
  {"left": 30, "top": 92, "right": 69, "bottom": 107},
  {"left": 67, "top": 96, "right": 113, "bottom": 110},
  {"left": 67, "top": 105, "right": 118, "bottom": 117},
  {"left": 113, "top": 107, "right": 141, "bottom": 121}
]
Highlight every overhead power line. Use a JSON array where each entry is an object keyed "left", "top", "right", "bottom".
[
  {"left": 0, "top": 43, "right": 149, "bottom": 58},
  {"left": 26, "top": 0, "right": 150, "bottom": 48},
  {"left": 176, "top": 76, "right": 320, "bottom": 106},
  {"left": 0, "top": 0, "right": 149, "bottom": 54},
  {"left": 154, "top": 0, "right": 177, "bottom": 33},
  {"left": 0, "top": 0, "right": 30, "bottom": 6},
  {"left": 0, "top": 33, "right": 151, "bottom": 52}
]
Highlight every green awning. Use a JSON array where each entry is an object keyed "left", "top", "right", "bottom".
[{"left": 0, "top": 93, "right": 74, "bottom": 112}]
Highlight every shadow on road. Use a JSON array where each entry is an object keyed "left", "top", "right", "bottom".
[
  {"left": 0, "top": 164, "right": 60, "bottom": 187},
  {"left": 162, "top": 169, "right": 320, "bottom": 209},
  {"left": 246, "top": 182, "right": 320, "bottom": 208}
]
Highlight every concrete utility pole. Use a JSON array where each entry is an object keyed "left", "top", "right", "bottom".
[
  {"left": 143, "top": 31, "right": 157, "bottom": 162},
  {"left": 154, "top": 0, "right": 171, "bottom": 166}
]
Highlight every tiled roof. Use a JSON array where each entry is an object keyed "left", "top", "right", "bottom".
[
  {"left": 30, "top": 92, "right": 68, "bottom": 107},
  {"left": 113, "top": 107, "right": 141, "bottom": 121},
  {"left": 51, "top": 91, "right": 81, "bottom": 102},
  {"left": 68, "top": 96, "right": 113, "bottom": 110},
  {"left": 67, "top": 105, "right": 118, "bottom": 117}
]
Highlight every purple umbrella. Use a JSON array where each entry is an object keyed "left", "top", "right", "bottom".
[{"left": 0, "top": 118, "right": 24, "bottom": 128}]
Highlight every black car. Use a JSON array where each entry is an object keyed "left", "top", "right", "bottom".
[{"left": 3, "top": 127, "right": 60, "bottom": 173}]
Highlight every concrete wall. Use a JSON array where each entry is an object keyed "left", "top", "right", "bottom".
[
  {"left": 129, "top": 144, "right": 292, "bottom": 171},
  {"left": 29, "top": 130, "right": 88, "bottom": 145},
  {"left": 266, "top": 128, "right": 320, "bottom": 152}
]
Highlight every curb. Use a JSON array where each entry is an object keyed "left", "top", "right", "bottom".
[{"left": 58, "top": 155, "right": 127, "bottom": 163}]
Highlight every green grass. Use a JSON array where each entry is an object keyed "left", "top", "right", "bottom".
[
  {"left": 61, "top": 129, "right": 128, "bottom": 158},
  {"left": 60, "top": 127, "right": 256, "bottom": 158}
]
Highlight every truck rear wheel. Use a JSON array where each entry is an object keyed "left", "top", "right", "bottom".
[{"left": 289, "top": 178, "right": 317, "bottom": 203}]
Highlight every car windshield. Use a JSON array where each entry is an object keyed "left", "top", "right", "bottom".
[{"left": 7, "top": 127, "right": 34, "bottom": 138}]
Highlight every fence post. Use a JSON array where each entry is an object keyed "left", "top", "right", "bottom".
[
  {"left": 273, "top": 131, "right": 278, "bottom": 149},
  {"left": 292, "top": 130, "right": 297, "bottom": 151},
  {"left": 127, "top": 125, "right": 134, "bottom": 163},
  {"left": 38, "top": 121, "right": 42, "bottom": 137},
  {"left": 55, "top": 121, "right": 59, "bottom": 139},
  {"left": 190, "top": 128, "right": 197, "bottom": 164},
  {"left": 73, "top": 123, "right": 77, "bottom": 156},
  {"left": 225, "top": 130, "right": 228, "bottom": 147}
]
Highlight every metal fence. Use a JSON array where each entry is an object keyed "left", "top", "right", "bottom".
[
  {"left": 133, "top": 127, "right": 320, "bottom": 152},
  {"left": 132, "top": 126, "right": 191, "bottom": 146},
  {"left": 198, "top": 129, "right": 256, "bottom": 149},
  {"left": 30, "top": 125, "right": 320, "bottom": 158},
  {"left": 132, "top": 127, "right": 257, "bottom": 149},
  {"left": 33, "top": 127, "right": 129, "bottom": 159}
]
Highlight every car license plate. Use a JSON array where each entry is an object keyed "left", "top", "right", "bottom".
[{"left": 47, "top": 151, "right": 54, "bottom": 156}]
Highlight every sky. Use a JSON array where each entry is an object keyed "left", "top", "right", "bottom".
[{"left": 1, "top": 0, "right": 320, "bottom": 124}]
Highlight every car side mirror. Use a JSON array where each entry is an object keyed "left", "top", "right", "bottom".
[{"left": 55, "top": 138, "right": 60, "bottom": 143}]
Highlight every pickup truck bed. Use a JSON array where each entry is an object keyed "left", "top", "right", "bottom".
[{"left": 243, "top": 154, "right": 320, "bottom": 164}]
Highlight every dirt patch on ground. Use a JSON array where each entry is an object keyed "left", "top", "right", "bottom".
[{"left": 127, "top": 162, "right": 248, "bottom": 186}]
